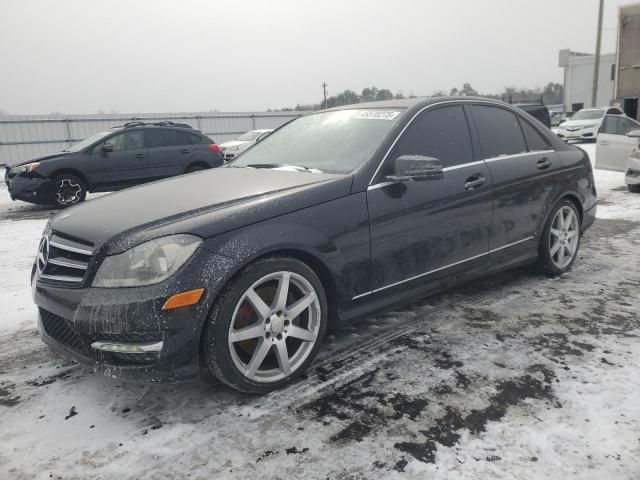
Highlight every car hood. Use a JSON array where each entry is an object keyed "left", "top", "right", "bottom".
[
  {"left": 219, "top": 140, "right": 251, "bottom": 149},
  {"left": 8, "top": 152, "right": 68, "bottom": 168},
  {"left": 559, "top": 119, "right": 602, "bottom": 128},
  {"left": 49, "top": 167, "right": 351, "bottom": 254}
]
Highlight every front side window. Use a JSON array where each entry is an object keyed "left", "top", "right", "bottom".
[
  {"left": 93, "top": 131, "right": 144, "bottom": 153},
  {"left": 472, "top": 105, "right": 527, "bottom": 158},
  {"left": 388, "top": 105, "right": 473, "bottom": 170},
  {"left": 230, "top": 109, "right": 402, "bottom": 174}
]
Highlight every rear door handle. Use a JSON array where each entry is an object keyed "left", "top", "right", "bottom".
[
  {"left": 537, "top": 158, "right": 551, "bottom": 170},
  {"left": 181, "top": 149, "right": 192, "bottom": 154},
  {"left": 464, "top": 176, "right": 486, "bottom": 190},
  {"left": 135, "top": 153, "right": 146, "bottom": 159},
  {"left": 598, "top": 141, "right": 609, "bottom": 146}
]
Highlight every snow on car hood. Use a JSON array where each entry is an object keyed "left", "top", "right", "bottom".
[
  {"left": 8, "top": 153, "right": 67, "bottom": 168},
  {"left": 48, "top": 167, "right": 350, "bottom": 254}
]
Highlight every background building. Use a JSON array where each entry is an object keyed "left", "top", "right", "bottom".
[
  {"left": 559, "top": 49, "right": 616, "bottom": 112},
  {"left": 615, "top": 2, "right": 640, "bottom": 119}
]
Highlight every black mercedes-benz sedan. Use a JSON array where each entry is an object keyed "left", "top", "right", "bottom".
[{"left": 32, "top": 97, "right": 597, "bottom": 393}]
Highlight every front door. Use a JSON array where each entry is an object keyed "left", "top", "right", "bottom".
[
  {"left": 596, "top": 115, "right": 640, "bottom": 172},
  {"left": 367, "top": 104, "right": 493, "bottom": 294},
  {"left": 85, "top": 130, "right": 148, "bottom": 190}
]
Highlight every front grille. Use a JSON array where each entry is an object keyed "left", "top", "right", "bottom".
[
  {"left": 38, "top": 233, "right": 94, "bottom": 287},
  {"left": 39, "top": 308, "right": 91, "bottom": 357}
]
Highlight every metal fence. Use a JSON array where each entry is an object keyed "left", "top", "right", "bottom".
[{"left": 0, "top": 111, "right": 304, "bottom": 165}]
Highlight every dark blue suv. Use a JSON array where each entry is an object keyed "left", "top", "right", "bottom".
[{"left": 4, "top": 121, "right": 224, "bottom": 207}]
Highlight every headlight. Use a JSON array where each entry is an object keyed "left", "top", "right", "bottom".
[
  {"left": 228, "top": 145, "right": 239, "bottom": 151},
  {"left": 92, "top": 234, "right": 202, "bottom": 288},
  {"left": 11, "top": 162, "right": 40, "bottom": 174}
]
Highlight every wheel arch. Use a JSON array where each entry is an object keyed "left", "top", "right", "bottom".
[
  {"left": 50, "top": 168, "right": 90, "bottom": 190},
  {"left": 185, "top": 162, "right": 210, "bottom": 173},
  {"left": 538, "top": 191, "right": 584, "bottom": 242}
]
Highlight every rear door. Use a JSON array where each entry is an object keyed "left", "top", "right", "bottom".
[
  {"left": 84, "top": 130, "right": 148, "bottom": 190},
  {"left": 146, "top": 128, "right": 195, "bottom": 179},
  {"left": 596, "top": 115, "right": 640, "bottom": 172},
  {"left": 469, "top": 104, "right": 558, "bottom": 258},
  {"left": 366, "top": 104, "right": 493, "bottom": 293}
]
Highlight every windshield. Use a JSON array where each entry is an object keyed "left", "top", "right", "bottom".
[
  {"left": 64, "top": 130, "right": 113, "bottom": 152},
  {"left": 571, "top": 109, "right": 605, "bottom": 121},
  {"left": 229, "top": 109, "right": 402, "bottom": 174},
  {"left": 237, "top": 130, "right": 265, "bottom": 141}
]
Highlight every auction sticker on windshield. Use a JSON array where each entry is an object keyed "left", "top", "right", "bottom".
[{"left": 356, "top": 110, "right": 401, "bottom": 120}]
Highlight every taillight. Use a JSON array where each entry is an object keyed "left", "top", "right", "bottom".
[{"left": 209, "top": 144, "right": 220, "bottom": 154}]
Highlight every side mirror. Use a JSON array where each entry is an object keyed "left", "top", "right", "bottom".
[
  {"left": 627, "top": 129, "right": 640, "bottom": 138},
  {"left": 101, "top": 144, "right": 113, "bottom": 153},
  {"left": 387, "top": 155, "right": 443, "bottom": 182}
]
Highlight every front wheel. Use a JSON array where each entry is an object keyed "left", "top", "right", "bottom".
[
  {"left": 51, "top": 174, "right": 86, "bottom": 208},
  {"left": 536, "top": 199, "right": 581, "bottom": 276},
  {"left": 203, "top": 257, "right": 328, "bottom": 393}
]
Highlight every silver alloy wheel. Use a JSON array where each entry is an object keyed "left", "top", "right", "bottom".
[
  {"left": 549, "top": 205, "right": 579, "bottom": 269},
  {"left": 228, "top": 271, "right": 321, "bottom": 383},
  {"left": 56, "top": 179, "right": 82, "bottom": 206}
]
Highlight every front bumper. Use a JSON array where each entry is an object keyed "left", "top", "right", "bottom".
[
  {"left": 31, "top": 246, "right": 227, "bottom": 383},
  {"left": 5, "top": 174, "right": 55, "bottom": 204}
]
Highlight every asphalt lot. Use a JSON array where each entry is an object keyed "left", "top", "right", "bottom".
[{"left": 1, "top": 143, "right": 639, "bottom": 479}]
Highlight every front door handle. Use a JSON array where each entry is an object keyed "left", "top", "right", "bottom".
[
  {"left": 464, "top": 176, "right": 486, "bottom": 190},
  {"left": 181, "top": 149, "right": 192, "bottom": 154},
  {"left": 598, "top": 141, "right": 609, "bottom": 146},
  {"left": 536, "top": 157, "right": 551, "bottom": 170},
  {"left": 135, "top": 153, "right": 146, "bottom": 159}
]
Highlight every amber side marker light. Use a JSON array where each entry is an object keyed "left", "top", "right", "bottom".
[{"left": 162, "top": 288, "right": 205, "bottom": 311}]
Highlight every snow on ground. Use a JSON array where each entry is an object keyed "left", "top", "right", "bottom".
[{"left": 1, "top": 144, "right": 639, "bottom": 479}]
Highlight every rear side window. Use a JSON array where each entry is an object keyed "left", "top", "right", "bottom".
[
  {"left": 187, "top": 132, "right": 202, "bottom": 144},
  {"left": 519, "top": 119, "right": 550, "bottom": 151},
  {"left": 391, "top": 105, "right": 473, "bottom": 169},
  {"left": 472, "top": 106, "right": 527, "bottom": 158},
  {"left": 147, "top": 129, "right": 180, "bottom": 148}
]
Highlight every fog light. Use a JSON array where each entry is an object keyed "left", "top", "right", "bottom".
[{"left": 90, "top": 341, "right": 163, "bottom": 353}]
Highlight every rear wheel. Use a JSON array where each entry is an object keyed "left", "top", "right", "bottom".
[
  {"left": 203, "top": 256, "right": 327, "bottom": 393},
  {"left": 51, "top": 174, "right": 86, "bottom": 208},
  {"left": 628, "top": 184, "right": 640, "bottom": 193},
  {"left": 536, "top": 199, "right": 581, "bottom": 276}
]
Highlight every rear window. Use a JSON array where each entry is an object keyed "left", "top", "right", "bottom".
[{"left": 471, "top": 106, "right": 527, "bottom": 158}]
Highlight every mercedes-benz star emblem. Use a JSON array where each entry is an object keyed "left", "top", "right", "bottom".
[{"left": 37, "top": 236, "right": 49, "bottom": 274}]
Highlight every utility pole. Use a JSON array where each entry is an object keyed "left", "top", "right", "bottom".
[
  {"left": 322, "top": 82, "right": 328, "bottom": 109},
  {"left": 591, "top": 0, "right": 605, "bottom": 107}
]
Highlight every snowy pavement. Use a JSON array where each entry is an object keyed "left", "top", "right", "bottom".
[{"left": 1, "top": 144, "right": 639, "bottom": 479}]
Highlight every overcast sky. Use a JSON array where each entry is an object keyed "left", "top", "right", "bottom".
[{"left": 0, "top": 0, "right": 632, "bottom": 114}]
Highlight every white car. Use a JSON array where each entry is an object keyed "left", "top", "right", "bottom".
[
  {"left": 556, "top": 107, "right": 624, "bottom": 142},
  {"left": 595, "top": 114, "right": 640, "bottom": 192},
  {"left": 218, "top": 129, "right": 273, "bottom": 161}
]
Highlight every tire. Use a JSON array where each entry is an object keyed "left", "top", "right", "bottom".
[
  {"left": 51, "top": 174, "right": 86, "bottom": 208},
  {"left": 628, "top": 184, "right": 640, "bottom": 193},
  {"left": 186, "top": 164, "right": 208, "bottom": 173},
  {"left": 202, "top": 256, "right": 328, "bottom": 394},
  {"left": 536, "top": 199, "right": 582, "bottom": 276}
]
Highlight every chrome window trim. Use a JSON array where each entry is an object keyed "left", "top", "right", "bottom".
[
  {"left": 352, "top": 235, "right": 534, "bottom": 300},
  {"left": 368, "top": 98, "right": 556, "bottom": 186}
]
